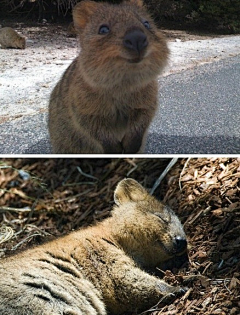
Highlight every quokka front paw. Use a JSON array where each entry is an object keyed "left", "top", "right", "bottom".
[
  {"left": 155, "top": 286, "right": 188, "bottom": 306},
  {"left": 156, "top": 281, "right": 187, "bottom": 303},
  {"left": 169, "top": 285, "right": 188, "bottom": 296}
]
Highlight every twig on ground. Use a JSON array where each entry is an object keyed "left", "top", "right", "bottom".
[
  {"left": 179, "top": 157, "right": 191, "bottom": 190},
  {"left": 76, "top": 166, "right": 98, "bottom": 181},
  {"left": 0, "top": 225, "right": 14, "bottom": 245},
  {"left": 0, "top": 206, "right": 31, "bottom": 213},
  {"left": 150, "top": 158, "right": 178, "bottom": 195}
]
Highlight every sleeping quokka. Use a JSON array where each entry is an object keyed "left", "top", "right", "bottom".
[{"left": 0, "top": 178, "right": 187, "bottom": 314}]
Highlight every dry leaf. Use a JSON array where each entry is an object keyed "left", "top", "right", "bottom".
[
  {"left": 10, "top": 188, "right": 28, "bottom": 199},
  {"left": 229, "top": 277, "right": 240, "bottom": 290},
  {"left": 212, "top": 209, "right": 223, "bottom": 216}
]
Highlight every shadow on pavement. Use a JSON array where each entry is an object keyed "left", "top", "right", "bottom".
[{"left": 146, "top": 132, "right": 240, "bottom": 154}]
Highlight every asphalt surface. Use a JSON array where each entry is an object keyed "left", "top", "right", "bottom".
[
  {"left": 147, "top": 55, "right": 240, "bottom": 154},
  {"left": 0, "top": 55, "right": 239, "bottom": 155}
]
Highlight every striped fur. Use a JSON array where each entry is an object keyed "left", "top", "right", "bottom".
[{"left": 0, "top": 179, "right": 187, "bottom": 314}]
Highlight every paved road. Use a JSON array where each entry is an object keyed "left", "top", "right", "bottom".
[
  {"left": 147, "top": 55, "right": 240, "bottom": 154},
  {"left": 0, "top": 55, "right": 239, "bottom": 154}
]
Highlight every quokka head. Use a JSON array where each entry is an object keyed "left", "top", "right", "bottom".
[
  {"left": 15, "top": 36, "right": 26, "bottom": 49},
  {"left": 72, "top": 0, "right": 169, "bottom": 89},
  {"left": 112, "top": 178, "right": 188, "bottom": 270},
  {"left": 18, "top": 37, "right": 26, "bottom": 49}
]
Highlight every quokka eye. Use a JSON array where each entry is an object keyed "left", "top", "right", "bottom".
[
  {"left": 154, "top": 212, "right": 169, "bottom": 224},
  {"left": 143, "top": 20, "right": 150, "bottom": 29},
  {"left": 98, "top": 24, "right": 110, "bottom": 35}
]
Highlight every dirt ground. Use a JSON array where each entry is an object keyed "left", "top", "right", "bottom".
[
  {"left": 1, "top": 21, "right": 221, "bottom": 70},
  {"left": 0, "top": 157, "right": 239, "bottom": 314},
  {"left": 0, "top": 21, "right": 218, "bottom": 75}
]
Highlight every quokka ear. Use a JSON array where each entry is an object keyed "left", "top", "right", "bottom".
[
  {"left": 129, "top": 0, "right": 144, "bottom": 7},
  {"left": 114, "top": 178, "right": 147, "bottom": 206},
  {"left": 73, "top": 0, "right": 99, "bottom": 31}
]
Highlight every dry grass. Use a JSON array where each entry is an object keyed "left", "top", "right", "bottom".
[{"left": 0, "top": 157, "right": 239, "bottom": 314}]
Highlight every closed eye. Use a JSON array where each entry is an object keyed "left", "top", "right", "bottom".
[{"left": 154, "top": 212, "right": 169, "bottom": 224}]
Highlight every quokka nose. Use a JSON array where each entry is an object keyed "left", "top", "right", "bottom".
[
  {"left": 123, "top": 29, "right": 148, "bottom": 53},
  {"left": 174, "top": 236, "right": 187, "bottom": 253}
]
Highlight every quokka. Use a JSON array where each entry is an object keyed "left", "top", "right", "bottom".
[
  {"left": 48, "top": 0, "right": 169, "bottom": 153},
  {"left": 0, "top": 27, "right": 26, "bottom": 49},
  {"left": 0, "top": 178, "right": 187, "bottom": 315}
]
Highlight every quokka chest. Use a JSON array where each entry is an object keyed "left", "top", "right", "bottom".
[{"left": 109, "top": 108, "right": 129, "bottom": 134}]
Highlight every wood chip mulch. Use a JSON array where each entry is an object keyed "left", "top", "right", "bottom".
[{"left": 0, "top": 157, "right": 239, "bottom": 315}]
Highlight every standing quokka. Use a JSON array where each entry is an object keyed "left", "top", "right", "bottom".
[
  {"left": 48, "top": 0, "right": 169, "bottom": 153},
  {"left": 0, "top": 178, "right": 187, "bottom": 315},
  {"left": 0, "top": 27, "right": 26, "bottom": 49}
]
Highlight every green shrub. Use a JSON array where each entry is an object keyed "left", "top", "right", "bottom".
[
  {"left": 0, "top": 0, "right": 239, "bottom": 33},
  {"left": 145, "top": 0, "right": 240, "bottom": 33},
  {"left": 196, "top": 0, "right": 240, "bottom": 33}
]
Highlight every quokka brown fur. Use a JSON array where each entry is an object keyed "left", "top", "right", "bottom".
[
  {"left": 0, "top": 178, "right": 187, "bottom": 315},
  {"left": 0, "top": 27, "right": 26, "bottom": 49},
  {"left": 48, "top": 0, "right": 169, "bottom": 154},
  {"left": 67, "top": 21, "right": 77, "bottom": 37}
]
